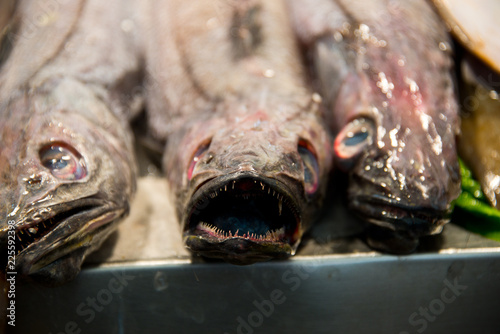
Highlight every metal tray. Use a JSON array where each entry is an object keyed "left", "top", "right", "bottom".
[{"left": 13, "top": 177, "right": 500, "bottom": 334}]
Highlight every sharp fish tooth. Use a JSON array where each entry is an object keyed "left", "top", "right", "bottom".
[
  {"left": 278, "top": 197, "right": 283, "bottom": 216},
  {"left": 275, "top": 227, "right": 285, "bottom": 239}
]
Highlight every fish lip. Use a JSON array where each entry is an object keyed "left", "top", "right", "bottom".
[
  {"left": 350, "top": 194, "right": 450, "bottom": 235},
  {"left": 184, "top": 235, "right": 293, "bottom": 264},
  {"left": 183, "top": 173, "right": 302, "bottom": 263},
  {"left": 12, "top": 196, "right": 125, "bottom": 275}
]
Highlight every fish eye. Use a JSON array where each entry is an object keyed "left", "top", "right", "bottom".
[
  {"left": 188, "top": 139, "right": 212, "bottom": 180},
  {"left": 334, "top": 117, "right": 374, "bottom": 170},
  {"left": 39, "top": 142, "right": 87, "bottom": 180},
  {"left": 298, "top": 139, "right": 319, "bottom": 195},
  {"left": 343, "top": 129, "right": 369, "bottom": 146}
]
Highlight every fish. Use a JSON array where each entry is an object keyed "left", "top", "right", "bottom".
[
  {"left": 288, "top": 0, "right": 461, "bottom": 253},
  {"left": 458, "top": 53, "right": 500, "bottom": 209},
  {"left": 0, "top": 0, "right": 142, "bottom": 284},
  {"left": 143, "top": 0, "right": 332, "bottom": 263}
]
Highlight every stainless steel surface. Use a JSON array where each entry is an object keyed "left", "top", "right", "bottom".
[
  {"left": 13, "top": 177, "right": 500, "bottom": 334},
  {"left": 15, "top": 251, "right": 500, "bottom": 334}
]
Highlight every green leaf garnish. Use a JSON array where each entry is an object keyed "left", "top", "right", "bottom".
[{"left": 452, "top": 159, "right": 500, "bottom": 242}]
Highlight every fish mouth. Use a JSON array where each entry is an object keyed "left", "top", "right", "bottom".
[
  {"left": 184, "top": 174, "right": 302, "bottom": 264},
  {"left": 351, "top": 194, "right": 450, "bottom": 236},
  {"left": 15, "top": 200, "right": 101, "bottom": 255},
  {"left": 12, "top": 196, "right": 125, "bottom": 279}
]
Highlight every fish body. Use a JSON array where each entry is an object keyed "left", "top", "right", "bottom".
[
  {"left": 288, "top": 0, "right": 461, "bottom": 252},
  {"left": 459, "top": 54, "right": 500, "bottom": 209},
  {"left": 0, "top": 0, "right": 142, "bottom": 284},
  {"left": 144, "top": 0, "right": 332, "bottom": 263}
]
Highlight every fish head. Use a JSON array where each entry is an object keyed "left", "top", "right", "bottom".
[
  {"left": 165, "top": 99, "right": 332, "bottom": 263},
  {"left": 0, "top": 82, "right": 136, "bottom": 284},
  {"left": 333, "top": 102, "right": 461, "bottom": 252}
]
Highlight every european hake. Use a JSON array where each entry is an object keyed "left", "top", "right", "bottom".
[
  {"left": 0, "top": 0, "right": 142, "bottom": 284},
  {"left": 288, "top": 0, "right": 461, "bottom": 253},
  {"left": 144, "top": 0, "right": 332, "bottom": 263}
]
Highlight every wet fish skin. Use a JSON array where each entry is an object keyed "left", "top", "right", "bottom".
[
  {"left": 0, "top": 0, "right": 142, "bottom": 284},
  {"left": 459, "top": 54, "right": 500, "bottom": 209},
  {"left": 288, "top": 0, "right": 461, "bottom": 253},
  {"left": 145, "top": 0, "right": 332, "bottom": 263}
]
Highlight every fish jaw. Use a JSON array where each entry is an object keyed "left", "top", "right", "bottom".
[
  {"left": 9, "top": 197, "right": 126, "bottom": 284},
  {"left": 183, "top": 173, "right": 303, "bottom": 264},
  {"left": 343, "top": 136, "right": 460, "bottom": 253},
  {"left": 1, "top": 188, "right": 130, "bottom": 285},
  {"left": 348, "top": 175, "right": 453, "bottom": 254},
  {"left": 350, "top": 192, "right": 451, "bottom": 235}
]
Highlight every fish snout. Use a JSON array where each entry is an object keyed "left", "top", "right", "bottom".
[
  {"left": 12, "top": 194, "right": 126, "bottom": 284},
  {"left": 349, "top": 160, "right": 455, "bottom": 233},
  {"left": 222, "top": 149, "right": 268, "bottom": 170},
  {"left": 192, "top": 139, "right": 309, "bottom": 184}
]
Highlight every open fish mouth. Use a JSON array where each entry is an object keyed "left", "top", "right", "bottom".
[
  {"left": 184, "top": 175, "right": 302, "bottom": 264},
  {"left": 11, "top": 196, "right": 125, "bottom": 276},
  {"left": 351, "top": 194, "right": 450, "bottom": 236}
]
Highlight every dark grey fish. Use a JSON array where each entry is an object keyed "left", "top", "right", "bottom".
[
  {"left": 0, "top": 0, "right": 142, "bottom": 284},
  {"left": 288, "top": 0, "right": 461, "bottom": 253},
  {"left": 144, "top": 0, "right": 332, "bottom": 263}
]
